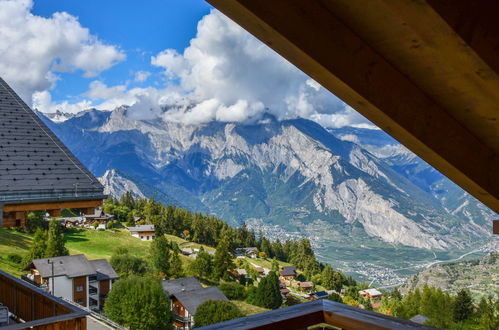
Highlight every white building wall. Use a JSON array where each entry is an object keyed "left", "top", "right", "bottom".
[{"left": 49, "top": 276, "right": 73, "bottom": 301}]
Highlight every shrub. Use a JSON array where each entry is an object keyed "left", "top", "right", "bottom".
[
  {"left": 193, "top": 300, "right": 243, "bottom": 327},
  {"left": 7, "top": 254, "right": 22, "bottom": 264},
  {"left": 219, "top": 282, "right": 246, "bottom": 300}
]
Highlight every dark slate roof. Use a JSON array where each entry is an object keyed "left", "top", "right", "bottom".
[
  {"left": 282, "top": 266, "right": 297, "bottom": 272},
  {"left": 162, "top": 277, "right": 203, "bottom": 296},
  {"left": 280, "top": 270, "right": 296, "bottom": 276},
  {"left": 128, "top": 225, "right": 155, "bottom": 232},
  {"left": 89, "top": 259, "right": 119, "bottom": 280},
  {"left": 313, "top": 291, "right": 329, "bottom": 298},
  {"left": 29, "top": 254, "right": 96, "bottom": 278},
  {"left": 0, "top": 77, "right": 104, "bottom": 204},
  {"left": 174, "top": 286, "right": 229, "bottom": 315}
]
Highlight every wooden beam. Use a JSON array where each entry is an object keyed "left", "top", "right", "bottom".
[
  {"left": 197, "top": 300, "right": 433, "bottom": 329},
  {"left": 3, "top": 200, "right": 102, "bottom": 213},
  {"left": 494, "top": 220, "right": 499, "bottom": 235},
  {"left": 206, "top": 0, "right": 499, "bottom": 213}
]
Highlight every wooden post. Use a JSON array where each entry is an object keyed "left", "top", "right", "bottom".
[
  {"left": 494, "top": 220, "right": 499, "bottom": 234},
  {"left": 48, "top": 209, "right": 61, "bottom": 217},
  {"left": 81, "top": 207, "right": 95, "bottom": 215}
]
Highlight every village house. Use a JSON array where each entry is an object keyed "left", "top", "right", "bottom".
[
  {"left": 128, "top": 224, "right": 155, "bottom": 240},
  {"left": 310, "top": 291, "right": 329, "bottom": 300},
  {"left": 298, "top": 281, "right": 314, "bottom": 293},
  {"left": 162, "top": 277, "right": 228, "bottom": 330},
  {"left": 281, "top": 265, "right": 297, "bottom": 273},
  {"left": 279, "top": 269, "right": 296, "bottom": 281},
  {"left": 83, "top": 209, "right": 114, "bottom": 228},
  {"left": 23, "top": 254, "right": 118, "bottom": 311},
  {"left": 181, "top": 248, "right": 193, "bottom": 256},
  {"left": 359, "top": 288, "right": 382, "bottom": 299},
  {"left": 280, "top": 288, "right": 290, "bottom": 299},
  {"left": 254, "top": 266, "right": 265, "bottom": 276},
  {"left": 234, "top": 247, "right": 258, "bottom": 258}
]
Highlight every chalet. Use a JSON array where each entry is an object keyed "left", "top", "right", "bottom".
[
  {"left": 282, "top": 265, "right": 297, "bottom": 273},
  {"left": 83, "top": 208, "right": 114, "bottom": 228},
  {"left": 280, "top": 288, "right": 290, "bottom": 298},
  {"left": 310, "top": 291, "right": 329, "bottom": 300},
  {"left": 0, "top": 78, "right": 105, "bottom": 228},
  {"left": 359, "top": 288, "right": 382, "bottom": 299},
  {"left": 162, "top": 277, "right": 228, "bottom": 330},
  {"left": 298, "top": 281, "right": 314, "bottom": 292},
  {"left": 23, "top": 254, "right": 118, "bottom": 311},
  {"left": 234, "top": 247, "right": 258, "bottom": 258},
  {"left": 128, "top": 224, "right": 155, "bottom": 240},
  {"left": 279, "top": 269, "right": 296, "bottom": 281},
  {"left": 254, "top": 266, "right": 265, "bottom": 276}
]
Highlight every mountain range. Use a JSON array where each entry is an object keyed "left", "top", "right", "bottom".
[{"left": 38, "top": 107, "right": 497, "bottom": 282}]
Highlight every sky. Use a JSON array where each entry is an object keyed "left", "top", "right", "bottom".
[{"left": 0, "top": 0, "right": 374, "bottom": 129}]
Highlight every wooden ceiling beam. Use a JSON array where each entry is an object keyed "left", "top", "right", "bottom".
[
  {"left": 206, "top": 0, "right": 499, "bottom": 213},
  {"left": 3, "top": 200, "right": 102, "bottom": 213}
]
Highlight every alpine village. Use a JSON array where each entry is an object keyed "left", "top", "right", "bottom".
[{"left": 1, "top": 1, "right": 499, "bottom": 330}]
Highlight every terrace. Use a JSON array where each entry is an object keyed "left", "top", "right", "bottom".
[{"left": 0, "top": 270, "right": 88, "bottom": 329}]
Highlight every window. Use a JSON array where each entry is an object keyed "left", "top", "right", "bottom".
[
  {"left": 140, "top": 236, "right": 144, "bottom": 239},
  {"left": 76, "top": 285, "right": 84, "bottom": 292}
]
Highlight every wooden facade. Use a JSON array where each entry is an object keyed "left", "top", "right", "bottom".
[
  {"left": 0, "top": 270, "right": 88, "bottom": 329},
  {"left": 72, "top": 276, "right": 87, "bottom": 307}
]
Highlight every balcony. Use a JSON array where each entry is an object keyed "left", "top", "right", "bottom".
[
  {"left": 197, "top": 299, "right": 434, "bottom": 329},
  {"left": 89, "top": 285, "right": 98, "bottom": 296},
  {"left": 0, "top": 270, "right": 88, "bottom": 329},
  {"left": 174, "top": 314, "right": 190, "bottom": 324}
]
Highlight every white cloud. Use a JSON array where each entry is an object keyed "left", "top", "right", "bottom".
[
  {"left": 147, "top": 9, "right": 373, "bottom": 128},
  {"left": 0, "top": 0, "right": 125, "bottom": 103},
  {"left": 29, "top": 8, "right": 374, "bottom": 129},
  {"left": 134, "top": 70, "right": 151, "bottom": 83}
]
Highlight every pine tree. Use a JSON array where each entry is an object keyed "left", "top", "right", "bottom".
[
  {"left": 213, "top": 234, "right": 235, "bottom": 280},
  {"left": 168, "top": 250, "right": 183, "bottom": 278},
  {"left": 23, "top": 228, "right": 47, "bottom": 266},
  {"left": 255, "top": 271, "right": 282, "bottom": 309},
  {"left": 321, "top": 265, "right": 335, "bottom": 290},
  {"left": 453, "top": 289, "right": 474, "bottom": 322},
  {"left": 150, "top": 236, "right": 171, "bottom": 277},
  {"left": 44, "top": 219, "right": 68, "bottom": 258}
]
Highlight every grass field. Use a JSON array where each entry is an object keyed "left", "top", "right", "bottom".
[
  {"left": 0, "top": 228, "right": 202, "bottom": 276},
  {"left": 231, "top": 300, "right": 269, "bottom": 316},
  {"left": 165, "top": 234, "right": 216, "bottom": 253},
  {"left": 242, "top": 256, "right": 292, "bottom": 269}
]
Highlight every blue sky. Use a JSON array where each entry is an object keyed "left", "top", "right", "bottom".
[
  {"left": 0, "top": 0, "right": 371, "bottom": 128},
  {"left": 31, "top": 0, "right": 212, "bottom": 103}
]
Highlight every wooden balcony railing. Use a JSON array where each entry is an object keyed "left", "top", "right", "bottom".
[
  {"left": 0, "top": 270, "right": 88, "bottom": 329},
  {"left": 198, "top": 299, "right": 435, "bottom": 330}
]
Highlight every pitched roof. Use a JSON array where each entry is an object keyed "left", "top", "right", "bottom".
[
  {"left": 282, "top": 266, "right": 297, "bottom": 272},
  {"left": 299, "top": 281, "right": 314, "bottom": 288},
  {"left": 280, "top": 270, "right": 296, "bottom": 276},
  {"left": 174, "top": 286, "right": 229, "bottom": 315},
  {"left": 127, "top": 225, "right": 154, "bottom": 232},
  {"left": 0, "top": 77, "right": 104, "bottom": 204},
  {"left": 89, "top": 259, "right": 119, "bottom": 280},
  {"left": 162, "top": 277, "right": 203, "bottom": 296},
  {"left": 29, "top": 254, "right": 96, "bottom": 278}
]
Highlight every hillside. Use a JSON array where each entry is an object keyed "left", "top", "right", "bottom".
[
  {"left": 400, "top": 252, "right": 499, "bottom": 300},
  {"left": 0, "top": 228, "right": 205, "bottom": 276}
]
